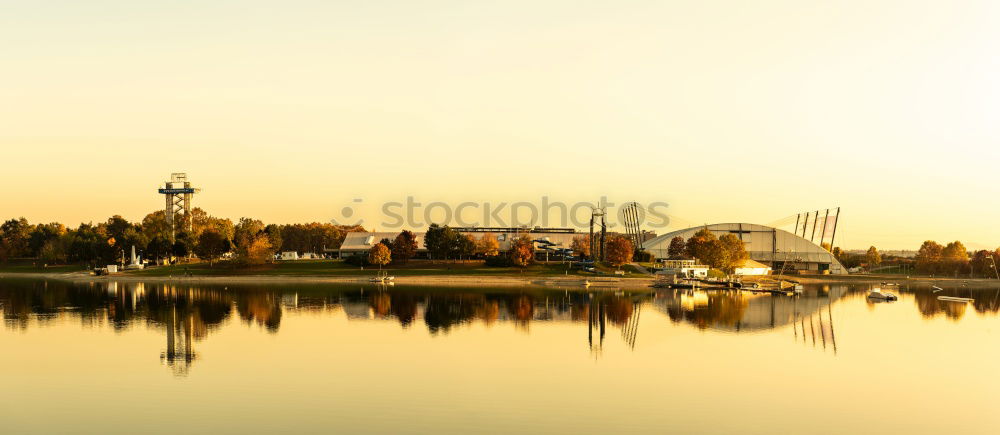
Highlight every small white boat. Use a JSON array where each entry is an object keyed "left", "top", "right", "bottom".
[
  {"left": 370, "top": 271, "right": 395, "bottom": 283},
  {"left": 937, "top": 296, "right": 974, "bottom": 303},
  {"left": 867, "top": 288, "right": 898, "bottom": 301}
]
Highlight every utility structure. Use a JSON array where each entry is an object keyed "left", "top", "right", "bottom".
[
  {"left": 589, "top": 203, "right": 607, "bottom": 262},
  {"left": 621, "top": 201, "right": 645, "bottom": 255},
  {"left": 158, "top": 173, "right": 199, "bottom": 241}
]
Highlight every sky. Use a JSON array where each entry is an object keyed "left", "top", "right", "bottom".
[{"left": 2, "top": 0, "right": 999, "bottom": 250}]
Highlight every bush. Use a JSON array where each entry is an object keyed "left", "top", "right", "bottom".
[
  {"left": 707, "top": 269, "right": 726, "bottom": 279},
  {"left": 484, "top": 255, "right": 513, "bottom": 267}
]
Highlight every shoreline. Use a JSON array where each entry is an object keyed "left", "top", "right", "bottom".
[
  {"left": 3, "top": 270, "right": 1000, "bottom": 289},
  {"left": 0, "top": 271, "right": 657, "bottom": 290}
]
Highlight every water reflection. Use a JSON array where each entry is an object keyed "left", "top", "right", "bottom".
[{"left": 3, "top": 279, "right": 1000, "bottom": 376}]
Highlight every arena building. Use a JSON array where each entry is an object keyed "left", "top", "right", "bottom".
[{"left": 642, "top": 223, "right": 847, "bottom": 275}]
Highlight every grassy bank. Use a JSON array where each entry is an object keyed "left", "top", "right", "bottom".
[
  {"left": 0, "top": 262, "right": 88, "bottom": 274},
  {"left": 123, "top": 259, "right": 648, "bottom": 278}
]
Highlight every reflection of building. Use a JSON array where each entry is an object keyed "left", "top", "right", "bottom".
[
  {"left": 643, "top": 223, "right": 847, "bottom": 274},
  {"left": 654, "top": 286, "right": 848, "bottom": 332}
]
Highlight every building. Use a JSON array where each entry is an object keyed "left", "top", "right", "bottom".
[
  {"left": 280, "top": 251, "right": 299, "bottom": 261},
  {"left": 657, "top": 259, "right": 709, "bottom": 278},
  {"left": 733, "top": 259, "right": 772, "bottom": 276},
  {"left": 642, "top": 223, "right": 847, "bottom": 274},
  {"left": 338, "top": 228, "right": 581, "bottom": 259}
]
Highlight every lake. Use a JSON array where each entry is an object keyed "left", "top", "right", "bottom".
[{"left": 1, "top": 278, "right": 998, "bottom": 434}]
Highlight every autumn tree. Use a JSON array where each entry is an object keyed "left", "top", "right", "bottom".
[
  {"left": 570, "top": 235, "right": 591, "bottom": 259},
  {"left": 606, "top": 236, "right": 634, "bottom": 270},
  {"left": 865, "top": 246, "right": 881, "bottom": 268},
  {"left": 667, "top": 236, "right": 687, "bottom": 259},
  {"left": 391, "top": 230, "right": 418, "bottom": 264},
  {"left": 684, "top": 228, "right": 716, "bottom": 263},
  {"left": 367, "top": 242, "right": 391, "bottom": 270},
  {"left": 509, "top": 235, "right": 535, "bottom": 270},
  {"left": 942, "top": 241, "right": 969, "bottom": 261},
  {"left": 718, "top": 234, "right": 748, "bottom": 273},
  {"left": 915, "top": 241, "right": 944, "bottom": 274},
  {"left": 234, "top": 218, "right": 274, "bottom": 265},
  {"left": 243, "top": 236, "right": 274, "bottom": 265},
  {"left": 477, "top": 233, "right": 500, "bottom": 257}
]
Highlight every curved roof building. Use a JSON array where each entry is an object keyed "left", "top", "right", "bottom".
[{"left": 642, "top": 223, "right": 847, "bottom": 275}]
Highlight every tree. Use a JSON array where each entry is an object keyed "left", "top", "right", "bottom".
[
  {"left": 509, "top": 235, "right": 534, "bottom": 269},
  {"left": 606, "top": 236, "right": 634, "bottom": 270},
  {"left": 391, "top": 230, "right": 418, "bottom": 264},
  {"left": 234, "top": 218, "right": 274, "bottom": 265},
  {"left": 570, "top": 235, "right": 590, "bottom": 259},
  {"left": 477, "top": 233, "right": 500, "bottom": 257},
  {"left": 141, "top": 211, "right": 171, "bottom": 242},
  {"left": 667, "top": 236, "right": 687, "bottom": 259},
  {"left": 172, "top": 231, "right": 195, "bottom": 259},
  {"left": 264, "top": 224, "right": 284, "bottom": 254},
  {"left": 146, "top": 236, "right": 173, "bottom": 263},
  {"left": 455, "top": 234, "right": 477, "bottom": 260},
  {"left": 28, "top": 223, "right": 67, "bottom": 257},
  {"left": 242, "top": 235, "right": 274, "bottom": 265},
  {"left": 367, "top": 242, "right": 391, "bottom": 270},
  {"left": 915, "top": 241, "right": 944, "bottom": 274},
  {"left": 0, "top": 218, "right": 32, "bottom": 260},
  {"left": 865, "top": 246, "right": 881, "bottom": 269},
  {"left": 718, "top": 234, "right": 748, "bottom": 273},
  {"left": 195, "top": 230, "right": 231, "bottom": 266},
  {"left": 424, "top": 224, "right": 460, "bottom": 260},
  {"left": 38, "top": 236, "right": 70, "bottom": 264},
  {"left": 685, "top": 228, "right": 717, "bottom": 263},
  {"left": 942, "top": 241, "right": 969, "bottom": 261}
]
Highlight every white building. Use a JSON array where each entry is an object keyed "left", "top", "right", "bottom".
[
  {"left": 643, "top": 223, "right": 847, "bottom": 275},
  {"left": 657, "top": 259, "right": 709, "bottom": 278},
  {"left": 733, "top": 259, "right": 772, "bottom": 276},
  {"left": 280, "top": 251, "right": 299, "bottom": 261}
]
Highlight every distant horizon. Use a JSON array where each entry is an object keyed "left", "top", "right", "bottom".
[{"left": 4, "top": 1, "right": 1000, "bottom": 251}]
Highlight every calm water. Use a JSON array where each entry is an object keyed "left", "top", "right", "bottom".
[{"left": 2, "top": 278, "right": 999, "bottom": 434}]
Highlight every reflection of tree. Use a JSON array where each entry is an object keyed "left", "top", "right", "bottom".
[
  {"left": 423, "top": 294, "right": 478, "bottom": 334},
  {"left": 370, "top": 292, "right": 391, "bottom": 318},
  {"left": 236, "top": 292, "right": 282, "bottom": 332},
  {"left": 389, "top": 293, "right": 418, "bottom": 327},
  {"left": 912, "top": 290, "right": 970, "bottom": 320}
]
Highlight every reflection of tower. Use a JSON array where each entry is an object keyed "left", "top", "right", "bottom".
[
  {"left": 157, "top": 173, "right": 199, "bottom": 241},
  {"left": 587, "top": 297, "right": 605, "bottom": 355},
  {"left": 161, "top": 305, "right": 197, "bottom": 376}
]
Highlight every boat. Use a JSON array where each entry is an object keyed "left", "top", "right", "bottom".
[
  {"left": 867, "top": 288, "right": 898, "bottom": 301},
  {"left": 369, "top": 271, "right": 395, "bottom": 283},
  {"left": 937, "top": 296, "right": 974, "bottom": 303}
]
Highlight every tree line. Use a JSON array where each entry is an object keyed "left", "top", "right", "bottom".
[
  {"left": 0, "top": 210, "right": 363, "bottom": 267},
  {"left": 362, "top": 224, "right": 637, "bottom": 270}
]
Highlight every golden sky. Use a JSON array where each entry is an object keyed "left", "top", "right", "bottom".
[{"left": 2, "top": 1, "right": 999, "bottom": 249}]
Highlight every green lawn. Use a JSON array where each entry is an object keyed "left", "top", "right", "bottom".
[{"left": 125, "top": 259, "right": 650, "bottom": 278}]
